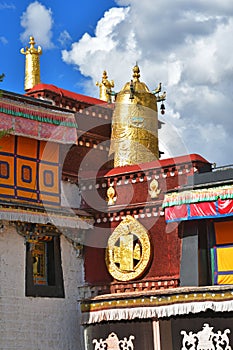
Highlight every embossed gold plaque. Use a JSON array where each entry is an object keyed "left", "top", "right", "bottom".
[{"left": 105, "top": 215, "right": 151, "bottom": 281}]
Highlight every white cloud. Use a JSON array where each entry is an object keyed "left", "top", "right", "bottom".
[
  {"left": 62, "top": 7, "right": 132, "bottom": 89},
  {"left": 0, "top": 36, "right": 8, "bottom": 44},
  {"left": 20, "top": 1, "right": 54, "bottom": 49},
  {"left": 0, "top": 2, "right": 15, "bottom": 10},
  {"left": 58, "top": 30, "right": 72, "bottom": 48},
  {"left": 62, "top": 0, "right": 233, "bottom": 166}
]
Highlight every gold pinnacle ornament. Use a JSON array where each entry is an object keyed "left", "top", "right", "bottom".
[
  {"left": 21, "top": 36, "right": 42, "bottom": 91},
  {"left": 109, "top": 64, "right": 160, "bottom": 167},
  {"left": 105, "top": 215, "right": 151, "bottom": 281},
  {"left": 96, "top": 70, "right": 114, "bottom": 103}
]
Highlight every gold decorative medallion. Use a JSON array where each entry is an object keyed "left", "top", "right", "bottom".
[
  {"left": 105, "top": 215, "right": 151, "bottom": 281},
  {"left": 149, "top": 179, "right": 161, "bottom": 199},
  {"left": 107, "top": 185, "right": 116, "bottom": 205}
]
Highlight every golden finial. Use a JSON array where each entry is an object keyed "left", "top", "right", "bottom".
[
  {"left": 96, "top": 70, "right": 115, "bottom": 103},
  {"left": 132, "top": 64, "right": 140, "bottom": 82},
  {"left": 21, "top": 36, "right": 42, "bottom": 91},
  {"left": 102, "top": 70, "right": 108, "bottom": 80}
]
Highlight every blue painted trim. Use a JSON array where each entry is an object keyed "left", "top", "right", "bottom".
[
  {"left": 166, "top": 212, "right": 233, "bottom": 223},
  {"left": 21, "top": 165, "right": 32, "bottom": 183},
  {"left": 40, "top": 159, "right": 59, "bottom": 166},
  {"left": 43, "top": 170, "right": 54, "bottom": 188},
  {"left": 213, "top": 247, "right": 218, "bottom": 285},
  {"left": 14, "top": 136, "right": 17, "bottom": 198},
  {"left": 0, "top": 194, "right": 60, "bottom": 206},
  {"left": 0, "top": 151, "right": 14, "bottom": 157},
  {"left": 216, "top": 243, "right": 233, "bottom": 248},
  {"left": 35, "top": 199, "right": 60, "bottom": 206},
  {"left": 0, "top": 184, "right": 14, "bottom": 189},
  {"left": 58, "top": 143, "right": 61, "bottom": 206},
  {"left": 40, "top": 191, "right": 59, "bottom": 197},
  {"left": 0, "top": 193, "right": 15, "bottom": 199},
  {"left": 36, "top": 140, "right": 40, "bottom": 203}
]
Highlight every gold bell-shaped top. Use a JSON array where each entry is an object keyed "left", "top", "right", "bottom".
[{"left": 109, "top": 64, "right": 159, "bottom": 167}]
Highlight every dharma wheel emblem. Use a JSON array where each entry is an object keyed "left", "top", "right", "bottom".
[{"left": 105, "top": 215, "right": 151, "bottom": 281}]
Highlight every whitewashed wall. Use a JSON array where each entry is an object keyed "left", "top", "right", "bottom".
[{"left": 0, "top": 222, "right": 84, "bottom": 350}]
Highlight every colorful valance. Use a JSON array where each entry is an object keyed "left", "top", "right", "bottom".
[
  {"left": 0, "top": 206, "right": 92, "bottom": 229},
  {"left": 0, "top": 99, "right": 77, "bottom": 144},
  {"left": 165, "top": 199, "right": 233, "bottom": 222},
  {"left": 163, "top": 185, "right": 233, "bottom": 222},
  {"left": 163, "top": 185, "right": 233, "bottom": 208},
  {"left": 81, "top": 286, "right": 233, "bottom": 324}
]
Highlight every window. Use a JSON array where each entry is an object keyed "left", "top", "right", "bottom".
[
  {"left": 210, "top": 221, "right": 233, "bottom": 285},
  {"left": 26, "top": 235, "right": 64, "bottom": 298},
  {"left": 180, "top": 219, "right": 233, "bottom": 287}
]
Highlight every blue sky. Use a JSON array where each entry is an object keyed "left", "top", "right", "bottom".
[
  {"left": 1, "top": 0, "right": 233, "bottom": 166},
  {"left": 0, "top": 0, "right": 118, "bottom": 94}
]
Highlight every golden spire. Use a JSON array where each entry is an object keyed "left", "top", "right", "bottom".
[
  {"left": 109, "top": 64, "right": 159, "bottom": 167},
  {"left": 96, "top": 70, "right": 114, "bottom": 102},
  {"left": 132, "top": 64, "right": 140, "bottom": 82},
  {"left": 20, "top": 36, "right": 42, "bottom": 91}
]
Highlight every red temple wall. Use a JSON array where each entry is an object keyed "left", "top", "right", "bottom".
[{"left": 84, "top": 216, "right": 181, "bottom": 285}]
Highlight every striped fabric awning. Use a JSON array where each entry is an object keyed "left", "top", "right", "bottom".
[
  {"left": 0, "top": 99, "right": 78, "bottom": 144},
  {"left": 163, "top": 185, "right": 233, "bottom": 222},
  {"left": 0, "top": 206, "right": 93, "bottom": 229}
]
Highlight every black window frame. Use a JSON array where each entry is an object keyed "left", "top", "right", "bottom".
[{"left": 26, "top": 235, "right": 65, "bottom": 298}]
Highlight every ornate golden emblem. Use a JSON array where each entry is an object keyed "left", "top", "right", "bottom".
[
  {"left": 107, "top": 185, "right": 116, "bottom": 205},
  {"left": 105, "top": 215, "right": 151, "bottom": 281},
  {"left": 148, "top": 179, "right": 161, "bottom": 198}
]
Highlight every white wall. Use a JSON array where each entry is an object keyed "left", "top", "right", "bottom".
[{"left": 0, "top": 222, "right": 84, "bottom": 350}]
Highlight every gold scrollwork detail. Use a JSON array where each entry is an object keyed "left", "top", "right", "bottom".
[{"left": 105, "top": 215, "right": 151, "bottom": 281}]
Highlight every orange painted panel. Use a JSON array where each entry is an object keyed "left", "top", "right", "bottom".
[
  {"left": 17, "top": 190, "right": 38, "bottom": 201},
  {"left": 214, "top": 221, "right": 233, "bottom": 244},
  {"left": 0, "top": 135, "right": 15, "bottom": 153},
  {"left": 39, "top": 163, "right": 59, "bottom": 194},
  {"left": 40, "top": 141, "right": 59, "bottom": 163},
  {"left": 17, "top": 137, "right": 37, "bottom": 158},
  {"left": 0, "top": 155, "right": 14, "bottom": 185},
  {"left": 16, "top": 158, "right": 37, "bottom": 189},
  {"left": 40, "top": 193, "right": 60, "bottom": 205},
  {"left": 0, "top": 187, "right": 14, "bottom": 196}
]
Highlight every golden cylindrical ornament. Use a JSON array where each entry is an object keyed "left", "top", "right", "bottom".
[
  {"left": 109, "top": 65, "right": 159, "bottom": 167},
  {"left": 21, "top": 36, "right": 42, "bottom": 91}
]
